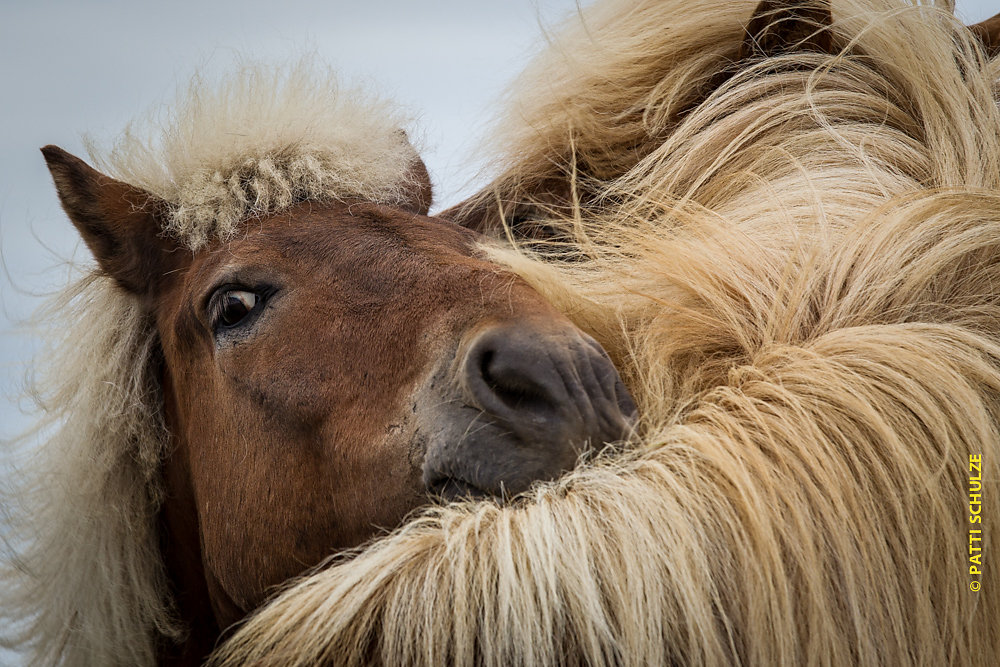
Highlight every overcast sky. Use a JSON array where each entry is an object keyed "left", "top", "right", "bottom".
[{"left": 2, "top": 1, "right": 998, "bottom": 440}]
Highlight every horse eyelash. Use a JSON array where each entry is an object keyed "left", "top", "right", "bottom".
[{"left": 206, "top": 284, "right": 275, "bottom": 333}]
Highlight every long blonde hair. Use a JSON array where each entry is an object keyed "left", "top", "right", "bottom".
[{"left": 211, "top": 1, "right": 1000, "bottom": 664}]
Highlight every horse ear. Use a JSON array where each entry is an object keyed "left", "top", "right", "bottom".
[
  {"left": 438, "top": 189, "right": 500, "bottom": 234},
  {"left": 403, "top": 155, "right": 433, "bottom": 216},
  {"left": 969, "top": 13, "right": 1000, "bottom": 58},
  {"left": 739, "top": 0, "right": 835, "bottom": 60},
  {"left": 41, "top": 145, "right": 181, "bottom": 297},
  {"left": 392, "top": 130, "right": 432, "bottom": 216}
]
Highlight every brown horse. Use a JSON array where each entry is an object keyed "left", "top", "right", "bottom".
[{"left": 13, "top": 70, "right": 635, "bottom": 663}]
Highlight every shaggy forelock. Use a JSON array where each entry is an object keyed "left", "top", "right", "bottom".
[{"left": 88, "top": 58, "right": 421, "bottom": 249}]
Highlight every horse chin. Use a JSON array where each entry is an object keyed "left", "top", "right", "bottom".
[
  {"left": 419, "top": 416, "right": 566, "bottom": 505},
  {"left": 427, "top": 476, "right": 495, "bottom": 503},
  {"left": 416, "top": 395, "right": 634, "bottom": 506},
  {"left": 416, "top": 405, "right": 550, "bottom": 503}
]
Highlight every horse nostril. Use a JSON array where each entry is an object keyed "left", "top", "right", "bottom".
[
  {"left": 465, "top": 326, "right": 568, "bottom": 434},
  {"left": 477, "top": 346, "right": 555, "bottom": 414},
  {"left": 462, "top": 321, "right": 636, "bottom": 453}
]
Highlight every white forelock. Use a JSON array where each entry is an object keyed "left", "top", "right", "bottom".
[{"left": 88, "top": 58, "right": 422, "bottom": 249}]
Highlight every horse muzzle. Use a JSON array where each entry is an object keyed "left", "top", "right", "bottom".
[{"left": 421, "top": 318, "right": 638, "bottom": 502}]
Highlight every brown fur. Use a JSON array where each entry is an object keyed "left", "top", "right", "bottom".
[{"left": 970, "top": 12, "right": 1000, "bottom": 58}]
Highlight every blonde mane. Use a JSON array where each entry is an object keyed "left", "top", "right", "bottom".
[
  {"left": 92, "top": 58, "right": 421, "bottom": 250},
  {"left": 0, "top": 61, "right": 419, "bottom": 665},
  {"left": 210, "top": 1, "right": 1000, "bottom": 665}
]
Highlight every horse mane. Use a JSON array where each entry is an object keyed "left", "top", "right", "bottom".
[
  {"left": 0, "top": 61, "right": 419, "bottom": 665},
  {"left": 91, "top": 58, "right": 421, "bottom": 250},
  {"left": 211, "top": 1, "right": 1000, "bottom": 664}
]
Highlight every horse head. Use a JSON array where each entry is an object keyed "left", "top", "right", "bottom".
[{"left": 40, "top": 127, "right": 635, "bottom": 656}]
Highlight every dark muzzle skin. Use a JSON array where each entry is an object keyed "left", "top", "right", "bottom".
[{"left": 422, "top": 318, "right": 638, "bottom": 501}]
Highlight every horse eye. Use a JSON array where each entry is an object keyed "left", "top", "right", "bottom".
[{"left": 216, "top": 289, "right": 258, "bottom": 329}]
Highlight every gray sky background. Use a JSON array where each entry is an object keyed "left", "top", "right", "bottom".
[{"left": 0, "top": 0, "right": 997, "bottom": 656}]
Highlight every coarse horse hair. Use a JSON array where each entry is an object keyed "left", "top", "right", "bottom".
[
  {"left": 0, "top": 59, "right": 423, "bottom": 665},
  {"left": 208, "top": 0, "right": 999, "bottom": 664}
]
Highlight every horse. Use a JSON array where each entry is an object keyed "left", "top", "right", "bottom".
[
  {"left": 207, "top": 1, "right": 1000, "bottom": 665},
  {"left": 0, "top": 62, "right": 636, "bottom": 665}
]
